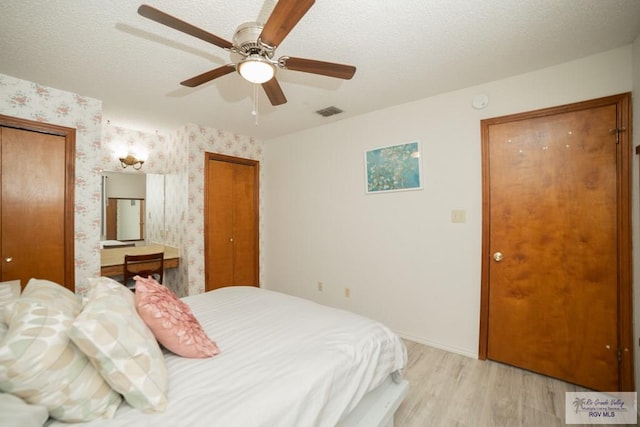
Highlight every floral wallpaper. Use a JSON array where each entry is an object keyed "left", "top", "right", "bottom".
[
  {"left": 100, "top": 124, "right": 167, "bottom": 245},
  {"left": 0, "top": 73, "right": 265, "bottom": 297},
  {"left": 100, "top": 124, "right": 167, "bottom": 175},
  {"left": 181, "top": 124, "right": 264, "bottom": 296},
  {"left": 0, "top": 73, "right": 102, "bottom": 294}
]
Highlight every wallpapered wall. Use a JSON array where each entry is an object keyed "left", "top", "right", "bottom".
[
  {"left": 0, "top": 73, "right": 265, "bottom": 296},
  {"left": 101, "top": 122, "right": 265, "bottom": 297},
  {"left": 0, "top": 73, "right": 102, "bottom": 293},
  {"left": 180, "top": 123, "right": 264, "bottom": 297},
  {"left": 100, "top": 124, "right": 171, "bottom": 274}
]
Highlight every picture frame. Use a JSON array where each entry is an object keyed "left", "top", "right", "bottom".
[{"left": 364, "top": 141, "right": 422, "bottom": 194}]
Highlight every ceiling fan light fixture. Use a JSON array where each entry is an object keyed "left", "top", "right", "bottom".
[{"left": 238, "top": 55, "right": 275, "bottom": 84}]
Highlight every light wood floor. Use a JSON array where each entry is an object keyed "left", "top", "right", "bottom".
[{"left": 394, "top": 340, "right": 638, "bottom": 427}]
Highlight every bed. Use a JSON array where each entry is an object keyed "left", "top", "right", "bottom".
[{"left": 0, "top": 279, "right": 408, "bottom": 427}]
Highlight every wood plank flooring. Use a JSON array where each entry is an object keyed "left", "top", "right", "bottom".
[{"left": 394, "top": 340, "right": 638, "bottom": 427}]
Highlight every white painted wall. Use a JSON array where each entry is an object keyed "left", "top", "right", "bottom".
[{"left": 263, "top": 45, "right": 635, "bottom": 360}]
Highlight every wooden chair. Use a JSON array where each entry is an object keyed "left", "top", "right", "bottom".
[{"left": 122, "top": 252, "right": 164, "bottom": 291}]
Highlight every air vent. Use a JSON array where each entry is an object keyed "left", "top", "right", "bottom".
[{"left": 315, "top": 106, "right": 344, "bottom": 117}]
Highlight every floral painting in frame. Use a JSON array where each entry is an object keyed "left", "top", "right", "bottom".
[{"left": 365, "top": 141, "right": 422, "bottom": 194}]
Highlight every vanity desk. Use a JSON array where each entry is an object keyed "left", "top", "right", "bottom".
[{"left": 100, "top": 244, "right": 180, "bottom": 277}]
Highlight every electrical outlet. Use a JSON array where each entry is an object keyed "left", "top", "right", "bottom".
[
  {"left": 345, "top": 287, "right": 350, "bottom": 298},
  {"left": 318, "top": 281, "right": 323, "bottom": 292}
]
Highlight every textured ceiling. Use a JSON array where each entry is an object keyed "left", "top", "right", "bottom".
[{"left": 1, "top": 0, "right": 639, "bottom": 140}]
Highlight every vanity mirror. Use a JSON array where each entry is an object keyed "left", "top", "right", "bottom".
[{"left": 101, "top": 172, "right": 165, "bottom": 244}]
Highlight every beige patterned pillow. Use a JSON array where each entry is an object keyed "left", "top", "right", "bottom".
[
  {"left": 0, "top": 280, "right": 21, "bottom": 335},
  {"left": 20, "top": 278, "right": 81, "bottom": 316},
  {"left": 0, "top": 298, "right": 122, "bottom": 422},
  {"left": 70, "top": 277, "right": 168, "bottom": 412}
]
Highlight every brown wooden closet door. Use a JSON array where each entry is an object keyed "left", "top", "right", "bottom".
[
  {"left": 482, "top": 102, "right": 624, "bottom": 391},
  {"left": 206, "top": 159, "right": 235, "bottom": 288},
  {"left": 1, "top": 127, "right": 66, "bottom": 287},
  {"left": 205, "top": 154, "right": 258, "bottom": 291},
  {"left": 231, "top": 162, "right": 257, "bottom": 285}
]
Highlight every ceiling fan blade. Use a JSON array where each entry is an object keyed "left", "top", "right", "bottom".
[
  {"left": 281, "top": 57, "right": 356, "bottom": 80},
  {"left": 138, "top": 4, "right": 233, "bottom": 50},
  {"left": 260, "top": 0, "right": 315, "bottom": 47},
  {"left": 262, "top": 78, "right": 287, "bottom": 106},
  {"left": 181, "top": 65, "right": 236, "bottom": 87}
]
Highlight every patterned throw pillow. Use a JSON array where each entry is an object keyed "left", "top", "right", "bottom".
[
  {"left": 0, "top": 280, "right": 20, "bottom": 342},
  {"left": 134, "top": 276, "right": 220, "bottom": 358},
  {"left": 0, "top": 298, "right": 122, "bottom": 422},
  {"left": 20, "top": 278, "right": 81, "bottom": 316},
  {"left": 69, "top": 277, "right": 168, "bottom": 412}
]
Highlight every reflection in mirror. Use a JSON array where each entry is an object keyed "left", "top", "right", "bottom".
[
  {"left": 106, "top": 198, "right": 144, "bottom": 240},
  {"left": 101, "top": 172, "right": 165, "bottom": 244}
]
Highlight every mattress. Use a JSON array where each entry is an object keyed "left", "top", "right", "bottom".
[{"left": 49, "top": 286, "right": 407, "bottom": 426}]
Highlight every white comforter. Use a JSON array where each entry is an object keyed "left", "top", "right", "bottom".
[{"left": 51, "top": 286, "right": 406, "bottom": 427}]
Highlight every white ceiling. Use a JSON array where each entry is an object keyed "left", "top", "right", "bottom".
[{"left": 1, "top": 1, "right": 640, "bottom": 140}]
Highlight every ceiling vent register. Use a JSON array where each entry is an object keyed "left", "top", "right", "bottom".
[{"left": 316, "top": 106, "right": 344, "bottom": 117}]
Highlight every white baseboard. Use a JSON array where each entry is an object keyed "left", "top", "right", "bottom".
[{"left": 395, "top": 331, "right": 479, "bottom": 359}]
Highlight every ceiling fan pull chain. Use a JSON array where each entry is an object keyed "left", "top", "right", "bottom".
[{"left": 252, "top": 83, "right": 259, "bottom": 126}]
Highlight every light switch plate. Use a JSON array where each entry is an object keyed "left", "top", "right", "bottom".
[{"left": 451, "top": 209, "right": 466, "bottom": 223}]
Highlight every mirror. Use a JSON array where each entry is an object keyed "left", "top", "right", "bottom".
[{"left": 101, "top": 172, "right": 165, "bottom": 244}]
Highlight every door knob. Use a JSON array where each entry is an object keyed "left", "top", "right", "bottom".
[
  {"left": 4, "top": 257, "right": 13, "bottom": 263},
  {"left": 493, "top": 252, "right": 503, "bottom": 262}
]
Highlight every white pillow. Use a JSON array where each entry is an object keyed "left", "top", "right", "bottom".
[
  {"left": 0, "top": 393, "right": 48, "bottom": 427},
  {"left": 70, "top": 277, "right": 168, "bottom": 412}
]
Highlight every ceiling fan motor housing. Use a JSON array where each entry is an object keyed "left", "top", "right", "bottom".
[{"left": 233, "top": 22, "right": 274, "bottom": 58}]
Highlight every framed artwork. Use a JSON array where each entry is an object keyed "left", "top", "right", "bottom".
[{"left": 365, "top": 141, "right": 422, "bottom": 194}]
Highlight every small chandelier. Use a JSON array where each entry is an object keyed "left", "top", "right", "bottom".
[{"left": 119, "top": 154, "right": 144, "bottom": 170}]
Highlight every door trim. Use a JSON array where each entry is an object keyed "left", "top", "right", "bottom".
[
  {"left": 0, "top": 114, "right": 76, "bottom": 291},
  {"left": 477, "top": 93, "right": 633, "bottom": 391},
  {"left": 203, "top": 152, "right": 259, "bottom": 291}
]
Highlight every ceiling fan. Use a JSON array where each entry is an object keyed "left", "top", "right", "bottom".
[{"left": 138, "top": 0, "right": 356, "bottom": 106}]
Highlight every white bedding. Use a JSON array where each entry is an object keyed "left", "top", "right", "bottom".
[{"left": 50, "top": 286, "right": 407, "bottom": 427}]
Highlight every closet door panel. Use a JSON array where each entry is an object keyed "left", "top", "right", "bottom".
[
  {"left": 232, "top": 162, "right": 257, "bottom": 285},
  {"left": 206, "top": 159, "right": 235, "bottom": 288},
  {"left": 205, "top": 153, "right": 259, "bottom": 291},
  {"left": 1, "top": 127, "right": 66, "bottom": 285}
]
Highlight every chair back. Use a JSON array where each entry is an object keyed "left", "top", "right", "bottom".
[{"left": 123, "top": 252, "right": 164, "bottom": 289}]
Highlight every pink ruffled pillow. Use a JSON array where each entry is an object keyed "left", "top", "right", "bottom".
[{"left": 134, "top": 276, "right": 220, "bottom": 358}]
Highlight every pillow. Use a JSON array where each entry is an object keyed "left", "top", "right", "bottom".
[
  {"left": 134, "top": 276, "right": 220, "bottom": 358},
  {"left": 70, "top": 277, "right": 168, "bottom": 412},
  {"left": 0, "top": 322, "right": 6, "bottom": 344},
  {"left": 20, "top": 278, "right": 82, "bottom": 317},
  {"left": 0, "top": 280, "right": 20, "bottom": 326},
  {"left": 0, "top": 298, "right": 122, "bottom": 422},
  {"left": 0, "top": 280, "right": 21, "bottom": 342},
  {"left": 0, "top": 280, "right": 21, "bottom": 303},
  {"left": 0, "top": 393, "right": 48, "bottom": 427}
]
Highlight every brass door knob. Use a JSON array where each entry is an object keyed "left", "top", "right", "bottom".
[{"left": 493, "top": 252, "right": 503, "bottom": 262}]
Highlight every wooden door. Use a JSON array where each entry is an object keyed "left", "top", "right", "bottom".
[
  {"left": 205, "top": 153, "right": 258, "bottom": 291},
  {"left": 0, "top": 117, "right": 75, "bottom": 291},
  {"left": 106, "top": 198, "right": 117, "bottom": 240},
  {"left": 479, "top": 94, "right": 633, "bottom": 391}
]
